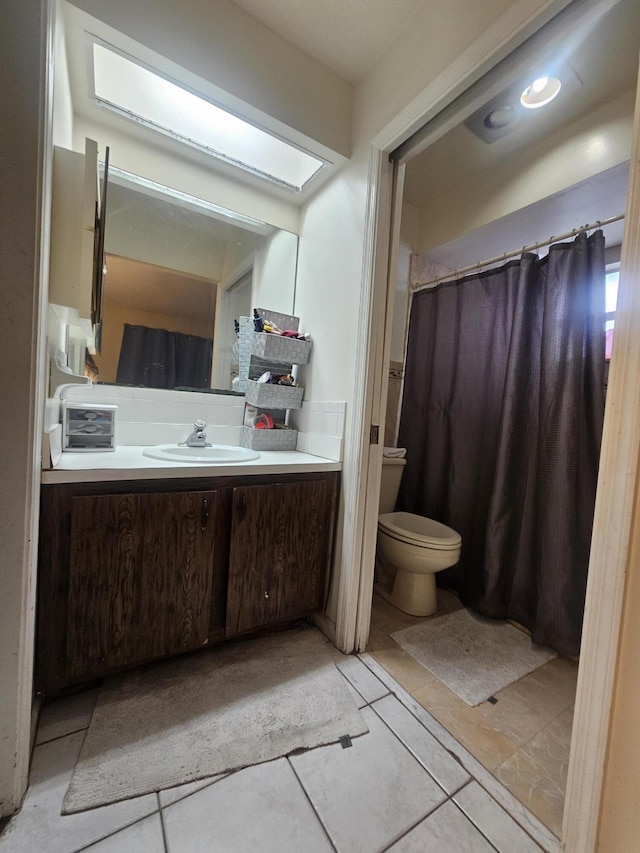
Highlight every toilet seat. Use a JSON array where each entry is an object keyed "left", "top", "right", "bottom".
[{"left": 378, "top": 512, "right": 461, "bottom": 551}]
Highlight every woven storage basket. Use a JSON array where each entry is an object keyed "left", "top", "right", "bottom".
[
  {"left": 240, "top": 425, "right": 298, "bottom": 451},
  {"left": 245, "top": 379, "right": 303, "bottom": 409},
  {"left": 255, "top": 308, "right": 299, "bottom": 332},
  {"left": 252, "top": 333, "right": 311, "bottom": 365}
]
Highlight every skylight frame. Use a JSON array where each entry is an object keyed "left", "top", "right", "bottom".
[
  {"left": 103, "top": 164, "right": 273, "bottom": 235},
  {"left": 89, "top": 39, "right": 327, "bottom": 193}
]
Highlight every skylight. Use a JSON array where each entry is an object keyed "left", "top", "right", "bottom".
[{"left": 92, "top": 43, "right": 325, "bottom": 192}]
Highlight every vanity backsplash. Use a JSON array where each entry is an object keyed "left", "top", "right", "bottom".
[{"left": 45, "top": 384, "right": 345, "bottom": 465}]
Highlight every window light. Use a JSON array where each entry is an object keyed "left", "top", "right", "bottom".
[
  {"left": 605, "top": 269, "right": 619, "bottom": 361},
  {"left": 92, "top": 43, "right": 325, "bottom": 192}
]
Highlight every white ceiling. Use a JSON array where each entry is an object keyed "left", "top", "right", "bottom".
[{"left": 229, "top": 0, "right": 425, "bottom": 83}]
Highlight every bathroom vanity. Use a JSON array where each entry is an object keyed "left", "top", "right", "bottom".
[{"left": 36, "top": 454, "right": 339, "bottom": 696}]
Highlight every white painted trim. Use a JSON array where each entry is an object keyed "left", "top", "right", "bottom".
[
  {"left": 313, "top": 611, "right": 336, "bottom": 645},
  {"left": 562, "top": 62, "right": 640, "bottom": 853},
  {"left": 334, "top": 145, "right": 386, "bottom": 653},
  {"left": 211, "top": 253, "right": 255, "bottom": 390},
  {"left": 354, "top": 161, "right": 404, "bottom": 652}
]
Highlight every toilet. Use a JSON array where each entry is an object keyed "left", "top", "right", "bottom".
[{"left": 375, "top": 455, "right": 462, "bottom": 617}]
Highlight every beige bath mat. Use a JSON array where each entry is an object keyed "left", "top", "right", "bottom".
[
  {"left": 392, "top": 608, "right": 557, "bottom": 706},
  {"left": 63, "top": 627, "right": 367, "bottom": 813}
]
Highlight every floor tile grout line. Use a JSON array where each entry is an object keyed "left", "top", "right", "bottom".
[
  {"left": 368, "top": 696, "right": 467, "bottom": 800},
  {"left": 335, "top": 666, "right": 369, "bottom": 708},
  {"left": 157, "top": 792, "right": 170, "bottom": 853},
  {"left": 286, "top": 757, "right": 339, "bottom": 853},
  {"left": 459, "top": 777, "right": 552, "bottom": 851},
  {"left": 157, "top": 773, "right": 231, "bottom": 811},
  {"left": 363, "top": 636, "right": 572, "bottom": 784},
  {"left": 492, "top": 744, "right": 568, "bottom": 807},
  {"left": 359, "top": 652, "right": 560, "bottom": 853},
  {"left": 448, "top": 796, "right": 503, "bottom": 853},
  {"left": 70, "top": 806, "right": 160, "bottom": 853},
  {"left": 501, "top": 701, "right": 575, "bottom": 760},
  {"left": 34, "top": 724, "right": 91, "bottom": 748},
  {"left": 478, "top": 690, "right": 576, "bottom": 755},
  {"left": 334, "top": 660, "right": 392, "bottom": 707},
  {"left": 359, "top": 640, "right": 570, "bottom": 850},
  {"left": 377, "top": 795, "right": 456, "bottom": 852}
]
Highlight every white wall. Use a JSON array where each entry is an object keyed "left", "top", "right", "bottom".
[
  {"left": 353, "top": 0, "right": 514, "bottom": 142},
  {"left": 52, "top": 0, "right": 73, "bottom": 147},
  {"left": 252, "top": 230, "right": 299, "bottom": 316},
  {"left": 391, "top": 202, "right": 420, "bottom": 364},
  {"left": 416, "top": 87, "right": 636, "bottom": 254}
]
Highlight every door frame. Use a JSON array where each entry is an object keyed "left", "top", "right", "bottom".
[
  {"left": 349, "top": 0, "right": 640, "bottom": 850},
  {"left": 0, "top": 0, "right": 54, "bottom": 816},
  {"left": 210, "top": 253, "right": 255, "bottom": 390}
]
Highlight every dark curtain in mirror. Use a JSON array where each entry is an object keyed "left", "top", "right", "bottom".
[{"left": 116, "top": 324, "right": 213, "bottom": 389}]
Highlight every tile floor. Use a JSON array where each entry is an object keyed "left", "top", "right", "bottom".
[
  {"left": 0, "top": 640, "right": 560, "bottom": 853},
  {"left": 367, "top": 591, "right": 578, "bottom": 839}
]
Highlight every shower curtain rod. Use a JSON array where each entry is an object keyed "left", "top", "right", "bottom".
[{"left": 411, "top": 212, "right": 625, "bottom": 293}]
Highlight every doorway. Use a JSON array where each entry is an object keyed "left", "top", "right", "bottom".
[{"left": 356, "top": 0, "right": 640, "bottom": 848}]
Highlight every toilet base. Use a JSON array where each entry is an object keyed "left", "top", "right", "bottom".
[{"left": 374, "top": 570, "right": 438, "bottom": 618}]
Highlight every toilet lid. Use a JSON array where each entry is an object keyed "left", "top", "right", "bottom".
[{"left": 378, "top": 512, "right": 462, "bottom": 549}]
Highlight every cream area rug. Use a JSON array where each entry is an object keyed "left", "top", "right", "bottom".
[
  {"left": 391, "top": 608, "right": 558, "bottom": 706},
  {"left": 63, "top": 627, "right": 367, "bottom": 813}
]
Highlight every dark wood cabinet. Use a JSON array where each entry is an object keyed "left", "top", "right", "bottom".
[
  {"left": 36, "top": 471, "right": 338, "bottom": 696},
  {"left": 226, "top": 479, "right": 336, "bottom": 636},
  {"left": 66, "top": 490, "right": 226, "bottom": 681}
]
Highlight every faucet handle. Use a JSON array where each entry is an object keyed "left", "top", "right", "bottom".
[{"left": 194, "top": 419, "right": 206, "bottom": 430}]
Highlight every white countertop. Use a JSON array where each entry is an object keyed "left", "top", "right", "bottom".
[{"left": 42, "top": 445, "right": 342, "bottom": 484}]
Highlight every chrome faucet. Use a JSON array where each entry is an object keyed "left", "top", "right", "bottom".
[{"left": 181, "top": 419, "right": 212, "bottom": 448}]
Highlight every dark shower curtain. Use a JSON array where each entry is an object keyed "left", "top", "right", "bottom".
[
  {"left": 116, "top": 324, "right": 213, "bottom": 389},
  {"left": 397, "top": 231, "right": 606, "bottom": 656}
]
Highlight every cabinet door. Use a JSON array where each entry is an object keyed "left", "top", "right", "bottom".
[
  {"left": 66, "top": 490, "right": 224, "bottom": 680},
  {"left": 226, "top": 478, "right": 336, "bottom": 635}
]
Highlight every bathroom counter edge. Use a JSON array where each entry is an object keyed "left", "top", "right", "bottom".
[{"left": 41, "top": 447, "right": 341, "bottom": 484}]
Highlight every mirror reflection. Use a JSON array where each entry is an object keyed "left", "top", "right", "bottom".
[{"left": 92, "top": 168, "right": 298, "bottom": 393}]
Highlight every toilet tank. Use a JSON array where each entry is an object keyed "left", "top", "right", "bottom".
[{"left": 379, "top": 457, "right": 407, "bottom": 514}]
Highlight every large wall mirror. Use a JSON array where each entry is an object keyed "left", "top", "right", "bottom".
[{"left": 93, "top": 166, "right": 298, "bottom": 393}]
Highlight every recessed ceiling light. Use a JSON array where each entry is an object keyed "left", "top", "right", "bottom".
[{"left": 520, "top": 76, "right": 562, "bottom": 109}]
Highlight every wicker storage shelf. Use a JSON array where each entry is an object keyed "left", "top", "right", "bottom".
[
  {"left": 251, "top": 332, "right": 311, "bottom": 365},
  {"left": 245, "top": 379, "right": 303, "bottom": 410},
  {"left": 240, "top": 426, "right": 298, "bottom": 451}
]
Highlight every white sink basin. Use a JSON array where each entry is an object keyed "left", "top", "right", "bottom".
[{"left": 142, "top": 444, "right": 260, "bottom": 464}]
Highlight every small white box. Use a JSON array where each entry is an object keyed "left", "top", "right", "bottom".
[{"left": 62, "top": 402, "right": 117, "bottom": 451}]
